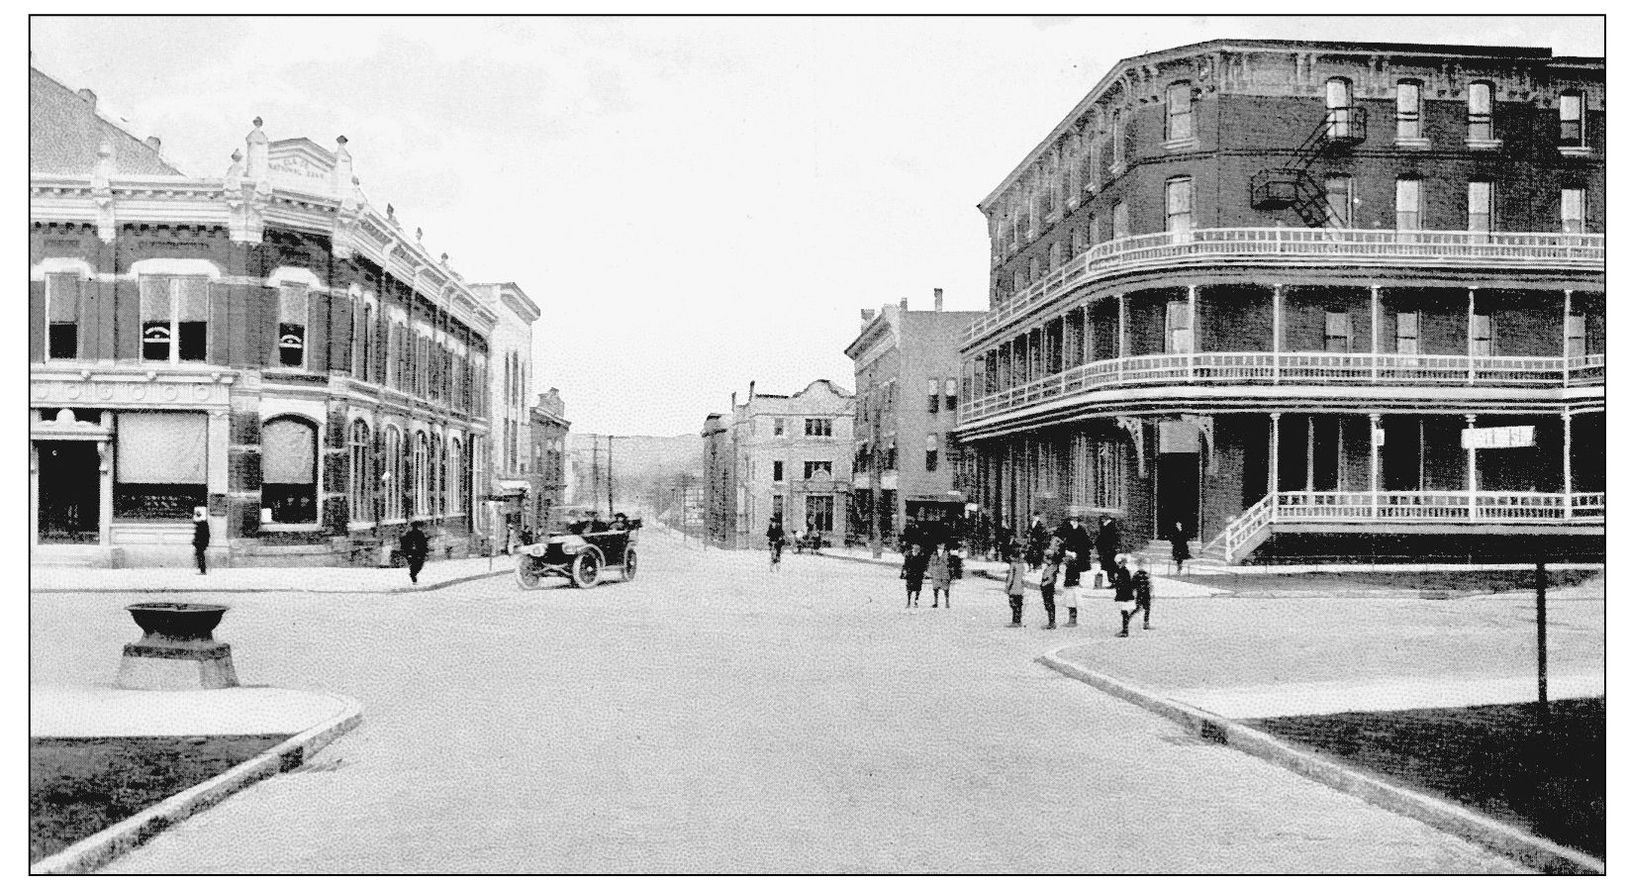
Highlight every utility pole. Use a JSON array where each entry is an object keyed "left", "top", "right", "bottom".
[
  {"left": 590, "top": 435, "right": 600, "bottom": 512},
  {"left": 607, "top": 434, "right": 616, "bottom": 515}
]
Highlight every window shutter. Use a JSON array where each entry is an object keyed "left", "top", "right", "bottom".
[
  {"left": 208, "top": 281, "right": 231, "bottom": 365},
  {"left": 307, "top": 291, "right": 329, "bottom": 373},
  {"left": 114, "top": 280, "right": 141, "bottom": 360},
  {"left": 28, "top": 279, "right": 46, "bottom": 363}
]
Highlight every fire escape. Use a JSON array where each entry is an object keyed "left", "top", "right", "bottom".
[{"left": 1249, "top": 106, "right": 1368, "bottom": 227}]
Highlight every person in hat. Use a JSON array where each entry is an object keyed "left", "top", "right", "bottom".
[
  {"left": 400, "top": 520, "right": 430, "bottom": 585},
  {"left": 1057, "top": 510, "right": 1093, "bottom": 588},
  {"left": 191, "top": 506, "right": 211, "bottom": 575}
]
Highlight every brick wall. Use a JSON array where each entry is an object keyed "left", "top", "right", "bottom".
[{"left": 1197, "top": 285, "right": 1273, "bottom": 352}]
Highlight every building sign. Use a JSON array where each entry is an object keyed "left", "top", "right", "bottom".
[{"left": 1461, "top": 425, "right": 1535, "bottom": 449}]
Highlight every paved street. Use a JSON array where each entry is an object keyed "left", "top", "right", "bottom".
[{"left": 32, "top": 528, "right": 1526, "bottom": 873}]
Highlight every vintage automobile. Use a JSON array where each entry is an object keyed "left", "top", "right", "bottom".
[{"left": 513, "top": 515, "right": 640, "bottom": 589}]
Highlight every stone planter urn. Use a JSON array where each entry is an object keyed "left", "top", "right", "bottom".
[{"left": 116, "top": 602, "right": 240, "bottom": 690}]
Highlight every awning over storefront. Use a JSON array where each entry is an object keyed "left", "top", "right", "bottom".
[{"left": 906, "top": 492, "right": 966, "bottom": 504}]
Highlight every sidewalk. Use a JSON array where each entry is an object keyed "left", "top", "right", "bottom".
[
  {"left": 30, "top": 554, "right": 514, "bottom": 594},
  {"left": 1047, "top": 590, "right": 1604, "bottom": 720}
]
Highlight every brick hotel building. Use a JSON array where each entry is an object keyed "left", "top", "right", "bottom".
[
  {"left": 29, "top": 67, "right": 510, "bottom": 566},
  {"left": 954, "top": 40, "right": 1603, "bottom": 563}
]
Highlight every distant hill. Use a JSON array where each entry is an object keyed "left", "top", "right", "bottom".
[{"left": 564, "top": 432, "right": 702, "bottom": 510}]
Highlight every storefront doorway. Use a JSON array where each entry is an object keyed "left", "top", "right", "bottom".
[
  {"left": 37, "top": 441, "right": 100, "bottom": 544},
  {"left": 1157, "top": 421, "right": 1201, "bottom": 540}
]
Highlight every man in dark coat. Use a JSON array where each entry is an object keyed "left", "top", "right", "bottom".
[
  {"left": 400, "top": 520, "right": 430, "bottom": 585},
  {"left": 1023, "top": 513, "right": 1050, "bottom": 570},
  {"left": 1057, "top": 511, "right": 1093, "bottom": 587},
  {"left": 1095, "top": 515, "right": 1121, "bottom": 574},
  {"left": 191, "top": 507, "right": 211, "bottom": 575}
]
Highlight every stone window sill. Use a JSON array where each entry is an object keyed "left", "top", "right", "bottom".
[
  {"left": 1559, "top": 145, "right": 1593, "bottom": 158},
  {"left": 1162, "top": 137, "right": 1198, "bottom": 152},
  {"left": 1465, "top": 138, "right": 1503, "bottom": 151},
  {"left": 1394, "top": 137, "right": 1432, "bottom": 150}
]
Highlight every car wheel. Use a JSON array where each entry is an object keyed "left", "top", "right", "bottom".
[
  {"left": 623, "top": 550, "right": 638, "bottom": 580},
  {"left": 572, "top": 551, "right": 601, "bottom": 588},
  {"left": 514, "top": 556, "right": 542, "bottom": 590}
]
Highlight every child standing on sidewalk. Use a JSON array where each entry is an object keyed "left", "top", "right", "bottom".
[
  {"left": 901, "top": 543, "right": 929, "bottom": 608},
  {"left": 1060, "top": 549, "right": 1084, "bottom": 627},
  {"left": 1129, "top": 555, "right": 1153, "bottom": 630},
  {"left": 1037, "top": 536, "right": 1067, "bottom": 629},
  {"left": 1002, "top": 536, "right": 1025, "bottom": 627},
  {"left": 928, "top": 544, "right": 952, "bottom": 608},
  {"left": 1112, "top": 554, "right": 1136, "bottom": 637}
]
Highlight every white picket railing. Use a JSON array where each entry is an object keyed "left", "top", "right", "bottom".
[
  {"left": 1208, "top": 490, "right": 1604, "bottom": 563},
  {"left": 959, "top": 351, "right": 1594, "bottom": 423},
  {"left": 965, "top": 227, "right": 1603, "bottom": 346}
]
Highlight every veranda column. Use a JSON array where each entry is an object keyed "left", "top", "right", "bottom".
[
  {"left": 1562, "top": 289, "right": 1574, "bottom": 387},
  {"left": 1465, "top": 414, "right": 1478, "bottom": 521},
  {"left": 1268, "top": 412, "right": 1281, "bottom": 500},
  {"left": 1187, "top": 285, "right": 1198, "bottom": 379},
  {"left": 1563, "top": 409, "right": 1573, "bottom": 519},
  {"left": 1117, "top": 293, "right": 1128, "bottom": 381},
  {"left": 1272, "top": 284, "right": 1284, "bottom": 383},
  {"left": 1369, "top": 413, "right": 1381, "bottom": 519},
  {"left": 1370, "top": 285, "right": 1381, "bottom": 383},
  {"left": 1467, "top": 286, "right": 1478, "bottom": 385}
]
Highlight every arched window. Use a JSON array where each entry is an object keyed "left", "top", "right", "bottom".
[
  {"left": 435, "top": 431, "right": 448, "bottom": 514},
  {"left": 1111, "top": 109, "right": 1125, "bottom": 169},
  {"left": 1325, "top": 78, "right": 1354, "bottom": 138},
  {"left": 384, "top": 425, "right": 403, "bottom": 521},
  {"left": 1166, "top": 81, "right": 1192, "bottom": 142},
  {"left": 349, "top": 420, "right": 372, "bottom": 524},
  {"left": 263, "top": 416, "right": 318, "bottom": 524},
  {"left": 413, "top": 430, "right": 429, "bottom": 518}
]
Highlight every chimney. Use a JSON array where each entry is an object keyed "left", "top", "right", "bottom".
[
  {"left": 933, "top": 287, "right": 944, "bottom": 311},
  {"left": 747, "top": 380, "right": 756, "bottom": 402},
  {"left": 144, "top": 135, "right": 162, "bottom": 154},
  {"left": 900, "top": 297, "right": 909, "bottom": 311},
  {"left": 77, "top": 88, "right": 96, "bottom": 109},
  {"left": 860, "top": 308, "right": 875, "bottom": 323}
]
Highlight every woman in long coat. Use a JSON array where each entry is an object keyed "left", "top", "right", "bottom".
[{"left": 1169, "top": 521, "right": 1191, "bottom": 575}]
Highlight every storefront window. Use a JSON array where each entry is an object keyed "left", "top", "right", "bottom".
[
  {"left": 114, "top": 412, "right": 207, "bottom": 519},
  {"left": 263, "top": 417, "right": 318, "bottom": 523}
]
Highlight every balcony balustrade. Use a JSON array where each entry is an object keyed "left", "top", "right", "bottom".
[
  {"left": 960, "top": 351, "right": 1597, "bottom": 424},
  {"left": 968, "top": 227, "right": 1603, "bottom": 347}
]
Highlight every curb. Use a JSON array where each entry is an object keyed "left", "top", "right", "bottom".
[
  {"left": 28, "top": 569, "right": 504, "bottom": 595},
  {"left": 29, "top": 693, "right": 364, "bottom": 875},
  {"left": 1038, "top": 652, "right": 1603, "bottom": 875}
]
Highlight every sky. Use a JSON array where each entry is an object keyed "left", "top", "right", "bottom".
[{"left": 28, "top": 15, "right": 1604, "bottom": 436}]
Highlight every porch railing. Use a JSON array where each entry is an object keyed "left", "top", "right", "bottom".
[
  {"left": 966, "top": 227, "right": 1604, "bottom": 347},
  {"left": 960, "top": 351, "right": 1596, "bottom": 423},
  {"left": 1208, "top": 490, "right": 1603, "bottom": 563}
]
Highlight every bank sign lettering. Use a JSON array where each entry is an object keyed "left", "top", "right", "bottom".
[{"left": 1461, "top": 425, "right": 1536, "bottom": 449}]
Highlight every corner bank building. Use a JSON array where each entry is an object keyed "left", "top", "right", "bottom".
[
  {"left": 29, "top": 67, "right": 498, "bottom": 566},
  {"left": 955, "top": 40, "right": 1603, "bottom": 564}
]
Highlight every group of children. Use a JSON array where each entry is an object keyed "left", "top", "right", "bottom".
[
  {"left": 1005, "top": 537, "right": 1152, "bottom": 636},
  {"left": 899, "top": 543, "right": 955, "bottom": 608}
]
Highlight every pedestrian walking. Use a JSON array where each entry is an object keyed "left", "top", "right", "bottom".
[
  {"left": 766, "top": 517, "right": 786, "bottom": 572},
  {"left": 929, "top": 544, "right": 952, "bottom": 608},
  {"left": 1095, "top": 515, "right": 1121, "bottom": 573},
  {"left": 901, "top": 543, "right": 929, "bottom": 608},
  {"left": 1058, "top": 510, "right": 1092, "bottom": 588},
  {"left": 1038, "top": 536, "right": 1066, "bottom": 629},
  {"left": 1169, "top": 521, "right": 1191, "bottom": 575},
  {"left": 1130, "top": 555, "right": 1154, "bottom": 630},
  {"left": 191, "top": 506, "right": 210, "bottom": 575},
  {"left": 1111, "top": 553, "right": 1135, "bottom": 637},
  {"left": 1024, "top": 512, "right": 1050, "bottom": 571},
  {"left": 400, "top": 520, "right": 430, "bottom": 585},
  {"left": 1002, "top": 534, "right": 1026, "bottom": 627}
]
